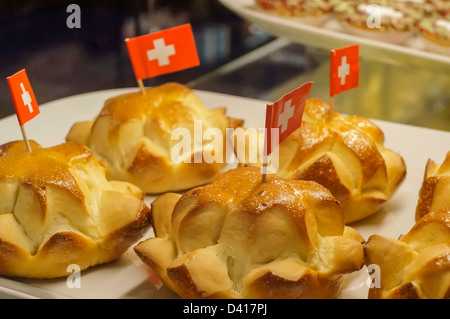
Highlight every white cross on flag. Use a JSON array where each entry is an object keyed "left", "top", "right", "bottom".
[
  {"left": 125, "top": 23, "right": 200, "bottom": 80},
  {"left": 264, "top": 82, "right": 313, "bottom": 155},
  {"left": 7, "top": 69, "right": 40, "bottom": 126},
  {"left": 330, "top": 44, "right": 359, "bottom": 97}
]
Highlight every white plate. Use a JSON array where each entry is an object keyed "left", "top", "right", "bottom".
[
  {"left": 1, "top": 88, "right": 450, "bottom": 299},
  {"left": 219, "top": 0, "right": 450, "bottom": 73}
]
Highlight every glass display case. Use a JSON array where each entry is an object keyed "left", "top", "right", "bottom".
[
  {"left": 193, "top": 0, "right": 450, "bottom": 132},
  {"left": 190, "top": 37, "right": 450, "bottom": 131}
]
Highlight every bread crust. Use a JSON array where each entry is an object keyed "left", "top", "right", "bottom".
[{"left": 134, "top": 166, "right": 364, "bottom": 299}]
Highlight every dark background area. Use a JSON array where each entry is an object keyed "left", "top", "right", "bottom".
[
  {"left": 4, "top": 1, "right": 447, "bottom": 132},
  {"left": 0, "top": 0, "right": 276, "bottom": 119}
]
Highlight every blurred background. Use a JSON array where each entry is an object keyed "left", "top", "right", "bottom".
[
  {"left": 0, "top": 0, "right": 449, "bottom": 131},
  {"left": 0, "top": 0, "right": 274, "bottom": 118}
]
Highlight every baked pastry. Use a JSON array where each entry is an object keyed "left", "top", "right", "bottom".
[
  {"left": 418, "top": 16, "right": 450, "bottom": 56},
  {"left": 134, "top": 166, "right": 365, "bottom": 299},
  {"left": 66, "top": 82, "right": 244, "bottom": 194},
  {"left": 333, "top": 0, "right": 420, "bottom": 44},
  {"left": 415, "top": 151, "right": 450, "bottom": 221},
  {"left": 424, "top": 0, "right": 450, "bottom": 17},
  {"left": 255, "top": 0, "right": 334, "bottom": 26},
  {"left": 234, "top": 98, "right": 406, "bottom": 223},
  {"left": 392, "top": 0, "right": 426, "bottom": 9},
  {"left": 0, "top": 140, "right": 151, "bottom": 278},
  {"left": 364, "top": 207, "right": 450, "bottom": 299}
]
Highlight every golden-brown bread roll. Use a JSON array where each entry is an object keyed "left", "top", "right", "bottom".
[
  {"left": 134, "top": 166, "right": 365, "bottom": 299},
  {"left": 235, "top": 98, "right": 406, "bottom": 223},
  {"left": 415, "top": 151, "right": 450, "bottom": 221},
  {"left": 0, "top": 140, "right": 151, "bottom": 278},
  {"left": 364, "top": 207, "right": 450, "bottom": 299},
  {"left": 66, "top": 82, "right": 244, "bottom": 194}
]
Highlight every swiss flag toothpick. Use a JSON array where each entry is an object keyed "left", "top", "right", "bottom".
[
  {"left": 330, "top": 44, "right": 359, "bottom": 98},
  {"left": 7, "top": 69, "right": 40, "bottom": 126},
  {"left": 7, "top": 69, "right": 40, "bottom": 152},
  {"left": 261, "top": 82, "right": 312, "bottom": 182},
  {"left": 125, "top": 23, "right": 200, "bottom": 93},
  {"left": 264, "top": 81, "right": 313, "bottom": 157}
]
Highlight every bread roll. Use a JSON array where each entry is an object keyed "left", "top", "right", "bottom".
[
  {"left": 0, "top": 140, "right": 151, "bottom": 278},
  {"left": 134, "top": 166, "right": 364, "bottom": 299},
  {"left": 66, "top": 82, "right": 244, "bottom": 194},
  {"left": 364, "top": 207, "right": 450, "bottom": 299},
  {"left": 416, "top": 151, "right": 450, "bottom": 221},
  {"left": 234, "top": 98, "right": 406, "bottom": 223}
]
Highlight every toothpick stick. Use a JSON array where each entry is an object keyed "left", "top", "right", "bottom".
[
  {"left": 138, "top": 79, "right": 146, "bottom": 95},
  {"left": 20, "top": 125, "right": 31, "bottom": 152},
  {"left": 261, "top": 156, "right": 268, "bottom": 183},
  {"left": 329, "top": 96, "right": 335, "bottom": 110},
  {"left": 261, "top": 167, "right": 267, "bottom": 183}
]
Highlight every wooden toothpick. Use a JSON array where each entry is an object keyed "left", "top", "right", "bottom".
[
  {"left": 261, "top": 156, "right": 268, "bottom": 183},
  {"left": 20, "top": 125, "right": 31, "bottom": 152},
  {"left": 138, "top": 79, "right": 146, "bottom": 95},
  {"left": 329, "top": 95, "right": 335, "bottom": 110}
]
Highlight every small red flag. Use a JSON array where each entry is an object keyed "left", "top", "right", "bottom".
[
  {"left": 264, "top": 82, "right": 313, "bottom": 155},
  {"left": 125, "top": 23, "right": 200, "bottom": 80},
  {"left": 7, "top": 69, "right": 40, "bottom": 126},
  {"left": 330, "top": 44, "right": 359, "bottom": 97}
]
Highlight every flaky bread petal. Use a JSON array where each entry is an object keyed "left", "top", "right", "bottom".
[
  {"left": 108, "top": 180, "right": 144, "bottom": 199},
  {"left": 364, "top": 234, "right": 418, "bottom": 299},
  {"left": 151, "top": 192, "right": 182, "bottom": 238},
  {"left": 66, "top": 121, "right": 93, "bottom": 146},
  {"left": 402, "top": 209, "right": 450, "bottom": 251},
  {"left": 244, "top": 261, "right": 343, "bottom": 299},
  {"left": 403, "top": 244, "right": 450, "bottom": 299},
  {"left": 343, "top": 225, "right": 365, "bottom": 243},
  {"left": 416, "top": 151, "right": 450, "bottom": 220},
  {"left": 0, "top": 231, "right": 98, "bottom": 279},
  {"left": 385, "top": 282, "right": 422, "bottom": 299},
  {"left": 167, "top": 247, "right": 233, "bottom": 299},
  {"left": 319, "top": 235, "right": 365, "bottom": 276}
]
